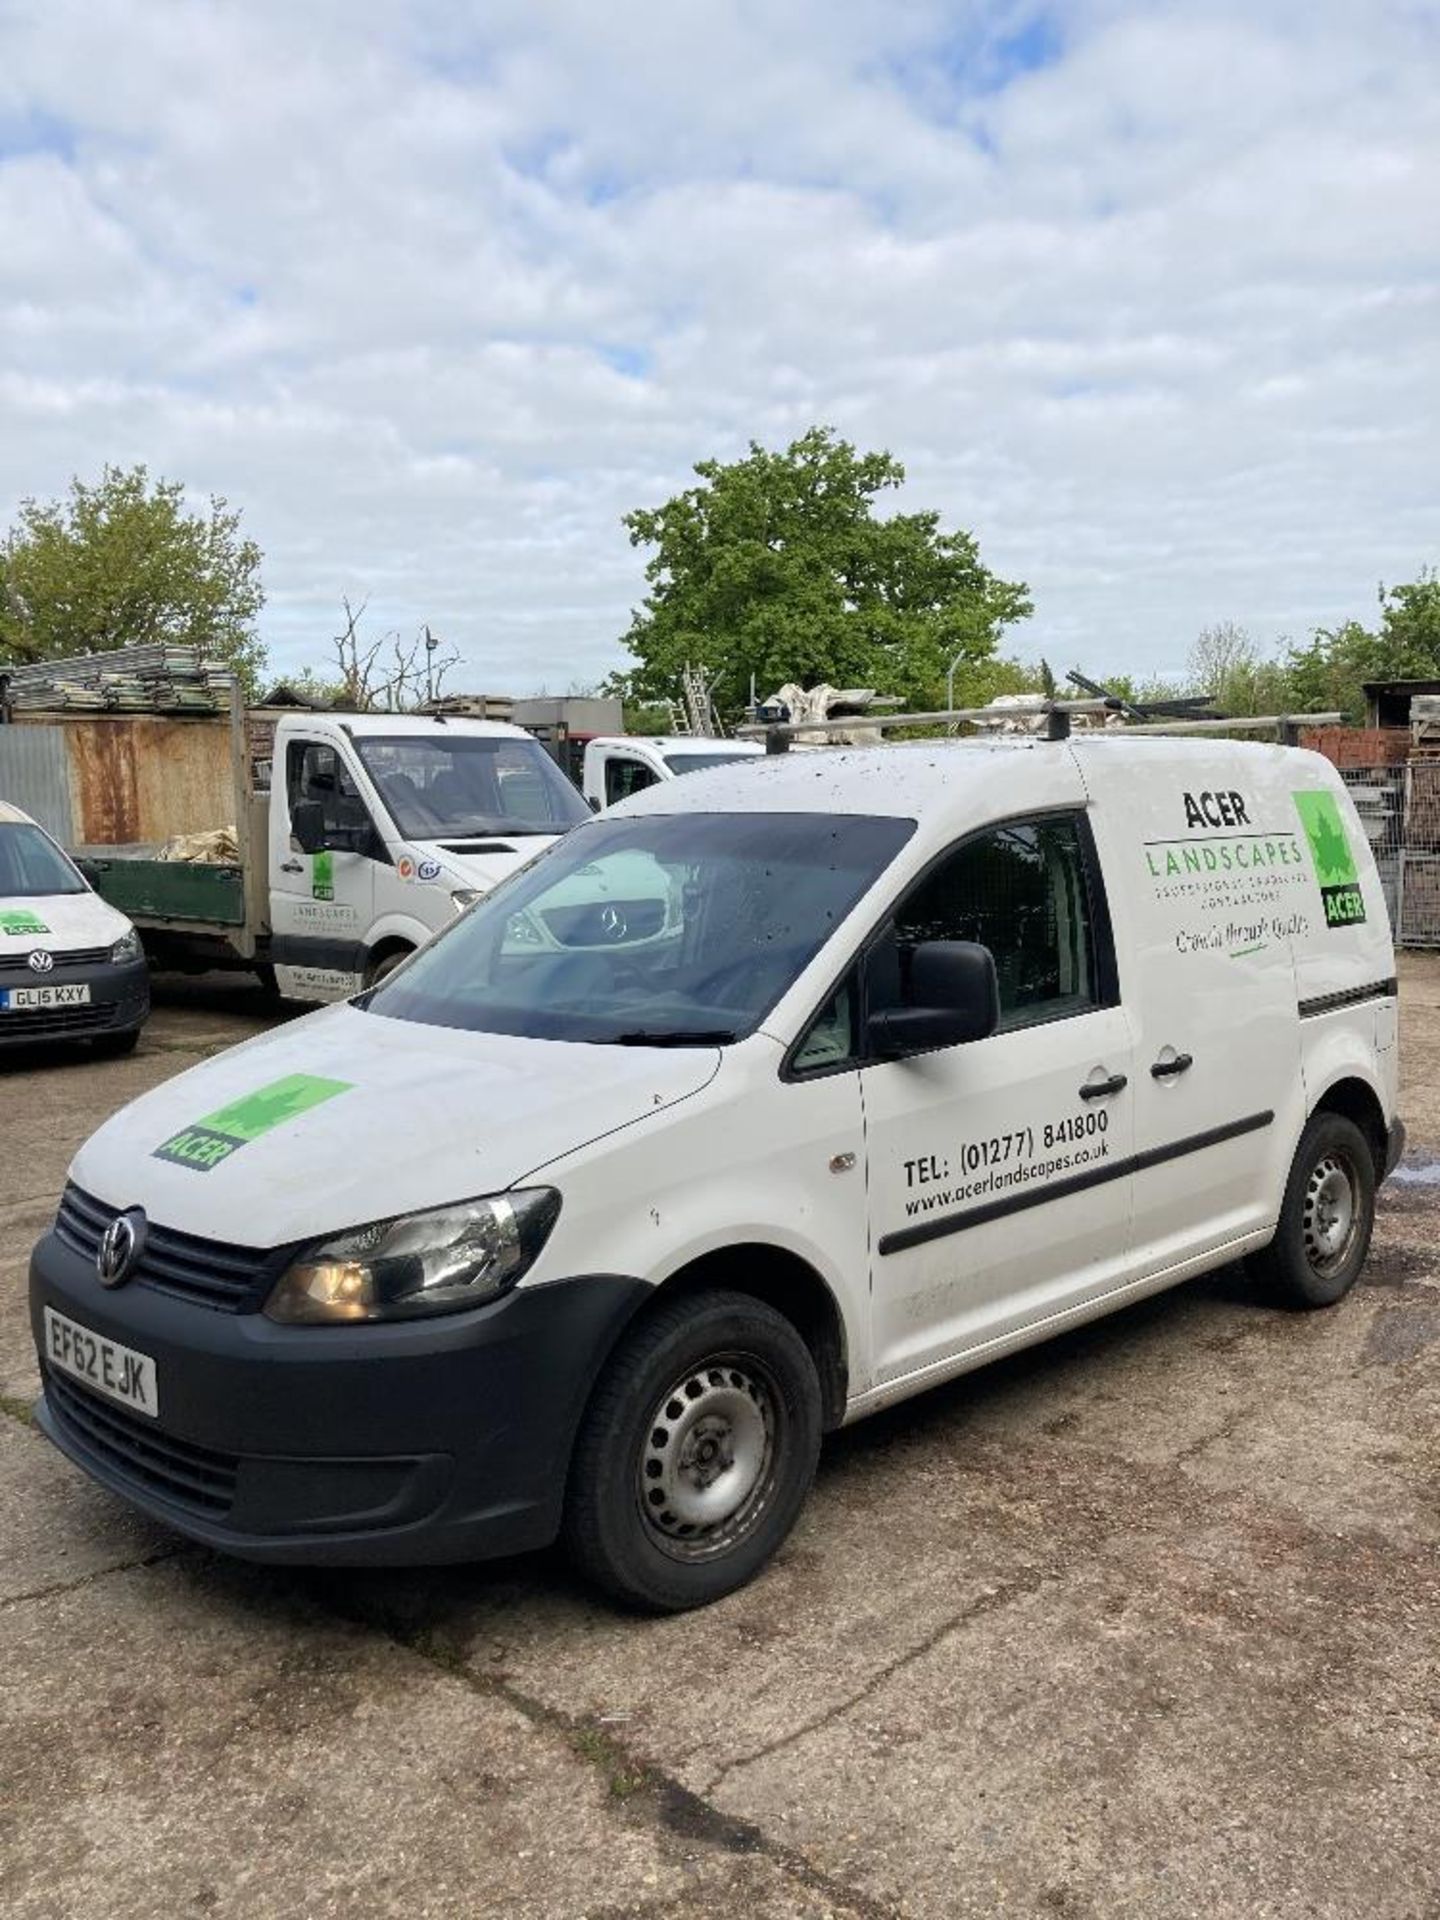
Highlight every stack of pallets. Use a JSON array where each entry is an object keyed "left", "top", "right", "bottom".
[{"left": 2, "top": 644, "right": 235, "bottom": 715}]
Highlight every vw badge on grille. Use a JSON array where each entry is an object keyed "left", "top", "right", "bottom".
[
  {"left": 27, "top": 949, "right": 54, "bottom": 973},
  {"left": 97, "top": 1211, "right": 144, "bottom": 1288}
]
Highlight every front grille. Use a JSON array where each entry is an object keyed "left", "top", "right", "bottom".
[
  {"left": 45, "top": 1366, "right": 238, "bottom": 1516},
  {"left": 0, "top": 944, "right": 112, "bottom": 974},
  {"left": 0, "top": 1002, "right": 114, "bottom": 1037},
  {"left": 54, "top": 1184, "right": 278, "bottom": 1313}
]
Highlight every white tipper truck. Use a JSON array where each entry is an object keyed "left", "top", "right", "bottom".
[{"left": 2, "top": 703, "right": 588, "bottom": 1001}]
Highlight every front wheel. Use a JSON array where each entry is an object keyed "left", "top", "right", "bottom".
[
  {"left": 364, "top": 946, "right": 413, "bottom": 989},
  {"left": 564, "top": 1289, "right": 822, "bottom": 1611},
  {"left": 1251, "top": 1112, "right": 1376, "bottom": 1309}
]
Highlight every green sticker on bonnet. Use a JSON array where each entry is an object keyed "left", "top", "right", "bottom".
[
  {"left": 153, "top": 1072, "right": 353, "bottom": 1173},
  {"left": 1293, "top": 790, "right": 1366, "bottom": 929},
  {"left": 0, "top": 910, "right": 49, "bottom": 935}
]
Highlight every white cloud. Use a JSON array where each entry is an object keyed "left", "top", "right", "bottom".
[{"left": 0, "top": 0, "right": 1436, "bottom": 691}]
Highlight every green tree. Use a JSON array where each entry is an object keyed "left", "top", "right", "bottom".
[
  {"left": 1285, "top": 569, "right": 1440, "bottom": 722},
  {"left": 613, "top": 427, "right": 1031, "bottom": 719},
  {"left": 0, "top": 464, "right": 267, "bottom": 694}
]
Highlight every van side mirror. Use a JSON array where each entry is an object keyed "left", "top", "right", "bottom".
[
  {"left": 867, "top": 941, "right": 1000, "bottom": 1058},
  {"left": 588, "top": 795, "right": 602, "bottom": 812},
  {"left": 291, "top": 800, "right": 326, "bottom": 854}
]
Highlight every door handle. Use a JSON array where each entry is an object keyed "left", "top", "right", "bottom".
[
  {"left": 1150, "top": 1053, "right": 1194, "bottom": 1079},
  {"left": 1079, "top": 1073, "right": 1128, "bottom": 1100},
  {"left": 279, "top": 860, "right": 304, "bottom": 874}
]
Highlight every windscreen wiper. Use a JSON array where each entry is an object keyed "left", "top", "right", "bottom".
[{"left": 612, "top": 1028, "right": 737, "bottom": 1046}]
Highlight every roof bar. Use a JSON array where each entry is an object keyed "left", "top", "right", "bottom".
[
  {"left": 1120, "top": 712, "right": 1342, "bottom": 740},
  {"left": 738, "top": 697, "right": 1120, "bottom": 751},
  {"left": 738, "top": 702, "right": 1344, "bottom": 752}
]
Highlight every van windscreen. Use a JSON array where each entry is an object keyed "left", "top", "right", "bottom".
[
  {"left": 0, "top": 823, "right": 87, "bottom": 898},
  {"left": 362, "top": 811, "right": 913, "bottom": 1045}
]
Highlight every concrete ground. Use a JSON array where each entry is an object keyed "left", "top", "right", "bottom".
[{"left": 2, "top": 961, "right": 1438, "bottom": 1919}]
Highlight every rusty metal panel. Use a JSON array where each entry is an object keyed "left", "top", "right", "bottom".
[
  {"left": 0, "top": 725, "right": 75, "bottom": 842},
  {"left": 66, "top": 719, "right": 141, "bottom": 843},
  {"left": 32, "top": 716, "right": 230, "bottom": 847},
  {"left": 6, "top": 713, "right": 237, "bottom": 848}
]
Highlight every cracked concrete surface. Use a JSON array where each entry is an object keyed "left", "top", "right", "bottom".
[{"left": 2, "top": 962, "right": 1438, "bottom": 1917}]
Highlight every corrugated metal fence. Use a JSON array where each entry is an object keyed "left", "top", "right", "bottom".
[
  {"left": 0, "top": 724, "right": 74, "bottom": 843},
  {"left": 1341, "top": 762, "right": 1440, "bottom": 947}
]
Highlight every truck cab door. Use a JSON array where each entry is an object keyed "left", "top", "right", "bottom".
[
  {"left": 269, "top": 736, "right": 380, "bottom": 999},
  {"left": 604, "top": 753, "right": 662, "bottom": 809},
  {"left": 862, "top": 809, "right": 1136, "bottom": 1394}
]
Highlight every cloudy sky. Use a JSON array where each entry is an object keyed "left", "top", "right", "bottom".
[{"left": 1, "top": 0, "right": 1437, "bottom": 695}]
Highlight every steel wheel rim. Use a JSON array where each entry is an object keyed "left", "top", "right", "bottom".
[
  {"left": 1302, "top": 1151, "right": 1359, "bottom": 1277},
  {"left": 637, "top": 1356, "right": 778, "bottom": 1562}
]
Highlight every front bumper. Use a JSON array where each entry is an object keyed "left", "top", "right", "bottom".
[
  {"left": 0, "top": 954, "right": 148, "bottom": 1048},
  {"left": 30, "top": 1226, "right": 648, "bottom": 1565}
]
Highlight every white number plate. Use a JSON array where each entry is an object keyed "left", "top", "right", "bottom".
[
  {"left": 0, "top": 983, "right": 92, "bottom": 1010},
  {"left": 44, "top": 1307, "right": 159, "bottom": 1418}
]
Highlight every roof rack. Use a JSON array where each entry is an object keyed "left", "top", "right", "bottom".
[
  {"left": 738, "top": 697, "right": 1118, "bottom": 749},
  {"left": 736, "top": 702, "right": 1344, "bottom": 751}
]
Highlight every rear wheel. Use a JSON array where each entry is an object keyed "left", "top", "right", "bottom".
[
  {"left": 1251, "top": 1112, "right": 1375, "bottom": 1309},
  {"left": 564, "top": 1289, "right": 822, "bottom": 1611}
]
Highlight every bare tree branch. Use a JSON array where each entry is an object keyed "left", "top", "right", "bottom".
[{"left": 324, "top": 599, "right": 461, "bottom": 711}]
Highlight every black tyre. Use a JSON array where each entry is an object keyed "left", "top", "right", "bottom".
[
  {"left": 1251, "top": 1112, "right": 1376, "bottom": 1309},
  {"left": 90, "top": 1027, "right": 140, "bottom": 1058},
  {"left": 563, "top": 1289, "right": 822, "bottom": 1612},
  {"left": 365, "top": 946, "right": 412, "bottom": 989}
]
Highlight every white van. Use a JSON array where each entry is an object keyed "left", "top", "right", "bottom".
[
  {"left": 582, "top": 734, "right": 765, "bottom": 810},
  {"left": 0, "top": 803, "right": 148, "bottom": 1054},
  {"left": 29, "top": 735, "right": 1401, "bottom": 1609}
]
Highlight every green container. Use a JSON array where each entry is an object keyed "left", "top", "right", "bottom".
[{"left": 82, "top": 856, "right": 247, "bottom": 927}]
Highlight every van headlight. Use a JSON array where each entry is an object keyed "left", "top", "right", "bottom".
[
  {"left": 109, "top": 928, "right": 142, "bottom": 964},
  {"left": 264, "top": 1190, "right": 561, "bottom": 1324}
]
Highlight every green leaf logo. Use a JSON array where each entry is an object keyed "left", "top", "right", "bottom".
[{"left": 1293, "top": 791, "right": 1357, "bottom": 888}]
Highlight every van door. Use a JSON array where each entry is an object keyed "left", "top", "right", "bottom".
[
  {"left": 269, "top": 736, "right": 379, "bottom": 999},
  {"left": 1076, "top": 745, "right": 1304, "bottom": 1274},
  {"left": 862, "top": 810, "right": 1137, "bottom": 1391}
]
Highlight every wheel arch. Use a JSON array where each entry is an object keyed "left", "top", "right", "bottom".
[
  {"left": 1309, "top": 1073, "right": 1388, "bottom": 1180},
  {"left": 362, "top": 933, "right": 419, "bottom": 986},
  {"left": 629, "top": 1244, "right": 850, "bottom": 1431}
]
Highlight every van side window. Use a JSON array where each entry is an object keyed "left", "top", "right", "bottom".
[
  {"left": 606, "top": 757, "right": 660, "bottom": 807},
  {"left": 873, "top": 815, "right": 1101, "bottom": 1031},
  {"left": 791, "top": 975, "right": 858, "bottom": 1074},
  {"left": 287, "top": 741, "right": 370, "bottom": 839}
]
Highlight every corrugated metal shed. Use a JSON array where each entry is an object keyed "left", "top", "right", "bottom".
[{"left": 0, "top": 724, "right": 74, "bottom": 842}]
